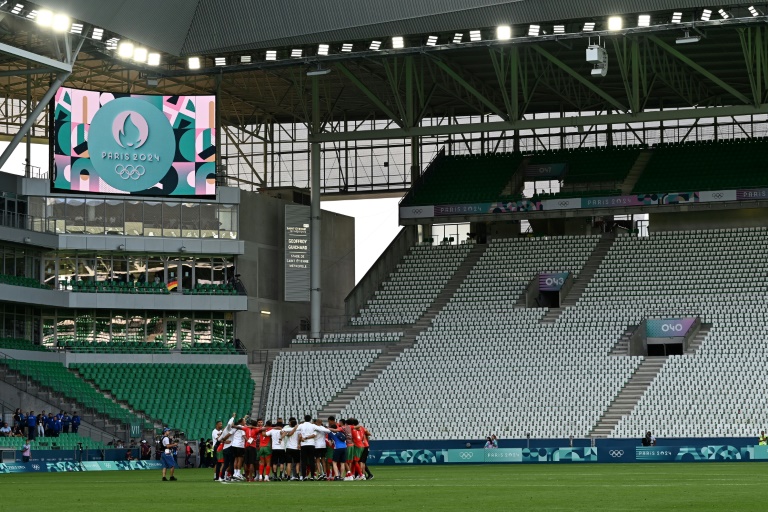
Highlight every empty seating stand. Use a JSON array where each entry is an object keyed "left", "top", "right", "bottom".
[
  {"left": 293, "top": 332, "right": 403, "bottom": 345},
  {"left": 0, "top": 273, "right": 48, "bottom": 289}
]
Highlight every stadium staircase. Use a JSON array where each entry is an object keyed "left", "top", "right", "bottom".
[
  {"left": 499, "top": 157, "right": 528, "bottom": 198},
  {"left": 619, "top": 150, "right": 653, "bottom": 194},
  {"left": 539, "top": 233, "right": 616, "bottom": 323},
  {"left": 610, "top": 329, "right": 634, "bottom": 355},
  {"left": 685, "top": 324, "right": 711, "bottom": 354},
  {"left": 588, "top": 356, "right": 667, "bottom": 437},
  {"left": 318, "top": 244, "right": 487, "bottom": 418}
]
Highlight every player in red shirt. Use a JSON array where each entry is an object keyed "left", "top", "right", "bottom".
[
  {"left": 361, "top": 425, "right": 373, "bottom": 480},
  {"left": 257, "top": 420, "right": 273, "bottom": 481},
  {"left": 243, "top": 420, "right": 260, "bottom": 482},
  {"left": 349, "top": 418, "right": 366, "bottom": 480}
]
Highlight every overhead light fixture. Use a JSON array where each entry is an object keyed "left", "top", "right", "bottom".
[
  {"left": 553, "top": 25, "right": 565, "bottom": 35},
  {"left": 291, "top": 48, "right": 302, "bottom": 58},
  {"left": 26, "top": 9, "right": 37, "bottom": 20},
  {"left": 147, "top": 52, "right": 161, "bottom": 66},
  {"left": 718, "top": 9, "right": 730, "bottom": 19},
  {"left": 214, "top": 57, "right": 226, "bottom": 66},
  {"left": 70, "top": 23, "right": 83, "bottom": 34},
  {"left": 52, "top": 13, "right": 70, "bottom": 32},
  {"left": 608, "top": 16, "right": 623, "bottom": 31},
  {"left": 369, "top": 40, "right": 381, "bottom": 50},
  {"left": 240, "top": 55, "right": 252, "bottom": 63},
  {"left": 638, "top": 15, "right": 651, "bottom": 27},
  {"left": 676, "top": 31, "right": 701, "bottom": 44},
  {"left": 36, "top": 8, "right": 53, "bottom": 26},
  {"left": 672, "top": 12, "right": 683, "bottom": 23},
  {"left": 260, "top": 310, "right": 271, "bottom": 315},
  {"left": 496, "top": 25, "right": 511, "bottom": 40},
  {"left": 749, "top": 6, "right": 761, "bottom": 17},
  {"left": 392, "top": 36, "right": 404, "bottom": 49},
  {"left": 453, "top": 33, "right": 463, "bottom": 43},
  {"left": 11, "top": 3, "right": 22, "bottom": 15},
  {"left": 133, "top": 47, "right": 148, "bottom": 63},
  {"left": 528, "top": 24, "right": 540, "bottom": 37},
  {"left": 188, "top": 56, "right": 201, "bottom": 69},
  {"left": 701, "top": 9, "right": 712, "bottom": 21},
  {"left": 307, "top": 67, "right": 331, "bottom": 77},
  {"left": 583, "top": 22, "right": 595, "bottom": 32},
  {"left": 105, "top": 38, "right": 119, "bottom": 51},
  {"left": 92, "top": 27, "right": 104, "bottom": 40},
  {"left": 117, "top": 41, "right": 134, "bottom": 58},
  {"left": 469, "top": 30, "right": 481, "bottom": 42},
  {"left": 341, "top": 43, "right": 353, "bottom": 52},
  {"left": 426, "top": 35, "right": 438, "bottom": 46},
  {"left": 265, "top": 50, "right": 277, "bottom": 60},
  {"left": 318, "top": 43, "right": 329, "bottom": 56}
]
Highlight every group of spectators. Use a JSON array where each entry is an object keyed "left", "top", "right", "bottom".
[{"left": 4, "top": 408, "right": 81, "bottom": 440}]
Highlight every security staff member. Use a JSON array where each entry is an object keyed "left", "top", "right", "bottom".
[{"left": 161, "top": 428, "right": 178, "bottom": 481}]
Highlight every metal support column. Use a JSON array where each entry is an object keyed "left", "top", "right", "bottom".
[{"left": 310, "top": 76, "right": 322, "bottom": 339}]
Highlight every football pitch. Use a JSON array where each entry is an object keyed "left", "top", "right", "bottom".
[{"left": 1, "top": 463, "right": 763, "bottom": 511}]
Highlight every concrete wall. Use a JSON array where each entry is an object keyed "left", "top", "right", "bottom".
[
  {"left": 0, "top": 348, "right": 247, "bottom": 366},
  {"left": 650, "top": 208, "right": 768, "bottom": 232},
  {"left": 235, "top": 191, "right": 354, "bottom": 350}
]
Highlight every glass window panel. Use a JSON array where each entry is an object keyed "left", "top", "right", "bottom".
[
  {"left": 3, "top": 313, "right": 12, "bottom": 338},
  {"left": 212, "top": 258, "right": 225, "bottom": 284},
  {"left": 212, "top": 318, "right": 226, "bottom": 343},
  {"left": 112, "top": 257, "right": 127, "bottom": 283},
  {"left": 144, "top": 202, "right": 162, "bottom": 236},
  {"left": 77, "top": 255, "right": 95, "bottom": 283},
  {"left": 146, "top": 314, "right": 163, "bottom": 343},
  {"left": 126, "top": 315, "right": 145, "bottom": 343},
  {"left": 181, "top": 258, "right": 193, "bottom": 291},
  {"left": 193, "top": 318, "right": 211, "bottom": 344},
  {"left": 58, "top": 257, "right": 76, "bottom": 288},
  {"left": 14, "top": 313, "right": 26, "bottom": 339},
  {"left": 180, "top": 317, "right": 192, "bottom": 346},
  {"left": 42, "top": 317, "right": 56, "bottom": 347},
  {"left": 110, "top": 312, "right": 126, "bottom": 344},
  {"left": 195, "top": 257, "right": 212, "bottom": 286},
  {"left": 76, "top": 312, "right": 94, "bottom": 343},
  {"left": 125, "top": 200, "right": 143, "bottom": 236},
  {"left": 3, "top": 246, "right": 13, "bottom": 275},
  {"left": 129, "top": 256, "right": 147, "bottom": 284},
  {"left": 148, "top": 258, "right": 165, "bottom": 285},
  {"left": 225, "top": 318, "right": 234, "bottom": 344},
  {"left": 95, "top": 256, "right": 111, "bottom": 282},
  {"left": 56, "top": 312, "right": 75, "bottom": 347},
  {"left": 200, "top": 203, "right": 218, "bottom": 238},
  {"left": 15, "top": 248, "right": 25, "bottom": 278},
  {"left": 163, "top": 202, "right": 181, "bottom": 237},
  {"left": 94, "top": 314, "right": 110, "bottom": 343},
  {"left": 181, "top": 203, "right": 200, "bottom": 238},
  {"left": 85, "top": 199, "right": 105, "bottom": 234},
  {"left": 105, "top": 200, "right": 124, "bottom": 235},
  {"left": 65, "top": 198, "right": 85, "bottom": 233},
  {"left": 218, "top": 204, "right": 237, "bottom": 239}
]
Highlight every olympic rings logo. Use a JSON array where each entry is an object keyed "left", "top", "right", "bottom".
[
  {"left": 412, "top": 209, "right": 423, "bottom": 214},
  {"left": 115, "top": 164, "right": 146, "bottom": 181},
  {"left": 459, "top": 452, "right": 474, "bottom": 459},
  {"left": 712, "top": 193, "right": 723, "bottom": 199},
  {"left": 558, "top": 201, "right": 570, "bottom": 207},
  {"left": 608, "top": 450, "right": 624, "bottom": 458}
]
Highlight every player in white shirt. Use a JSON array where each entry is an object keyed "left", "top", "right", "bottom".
[
  {"left": 281, "top": 418, "right": 300, "bottom": 480},
  {"left": 265, "top": 421, "right": 285, "bottom": 481},
  {"left": 218, "top": 414, "right": 236, "bottom": 482},
  {"left": 313, "top": 419, "right": 329, "bottom": 479},
  {"left": 229, "top": 416, "right": 247, "bottom": 481},
  {"left": 211, "top": 420, "right": 223, "bottom": 481},
  {"left": 297, "top": 414, "right": 331, "bottom": 480}
]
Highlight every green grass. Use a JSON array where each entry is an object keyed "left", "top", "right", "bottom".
[{"left": 1, "top": 463, "right": 764, "bottom": 511}]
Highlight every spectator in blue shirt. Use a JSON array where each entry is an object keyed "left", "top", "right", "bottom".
[
  {"left": 61, "top": 413, "right": 72, "bottom": 434},
  {"left": 45, "top": 413, "right": 55, "bottom": 437},
  {"left": 26, "top": 411, "right": 37, "bottom": 440},
  {"left": 71, "top": 412, "right": 81, "bottom": 433},
  {"left": 52, "top": 417, "right": 62, "bottom": 437}
]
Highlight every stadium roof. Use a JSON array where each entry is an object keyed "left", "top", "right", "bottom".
[{"left": 35, "top": 0, "right": 753, "bottom": 56}]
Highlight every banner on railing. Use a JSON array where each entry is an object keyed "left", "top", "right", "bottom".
[
  {"left": 539, "top": 272, "right": 569, "bottom": 292},
  {"left": 0, "top": 460, "right": 162, "bottom": 473},
  {"left": 646, "top": 318, "right": 696, "bottom": 338}
]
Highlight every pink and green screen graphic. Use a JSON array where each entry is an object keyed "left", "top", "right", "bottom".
[{"left": 51, "top": 87, "right": 216, "bottom": 196}]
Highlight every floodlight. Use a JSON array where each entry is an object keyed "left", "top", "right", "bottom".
[
  {"left": 117, "top": 41, "right": 134, "bottom": 58},
  {"left": 133, "top": 47, "right": 148, "bottom": 63},
  {"left": 36, "top": 8, "right": 52, "bottom": 26},
  {"left": 608, "top": 16, "right": 622, "bottom": 31},
  {"left": 11, "top": 3, "right": 23, "bottom": 15},
  {"left": 188, "top": 56, "right": 201, "bottom": 69},
  {"left": 749, "top": 6, "right": 761, "bottom": 17},
  {"left": 638, "top": 15, "right": 650, "bottom": 27},
  {"left": 92, "top": 27, "right": 104, "bottom": 40},
  {"left": 676, "top": 31, "right": 701, "bottom": 44},
  {"left": 701, "top": 9, "right": 712, "bottom": 21},
  {"left": 426, "top": 35, "right": 438, "bottom": 46},
  {"left": 496, "top": 25, "right": 511, "bottom": 40},
  {"left": 265, "top": 50, "right": 277, "bottom": 60},
  {"left": 392, "top": 36, "right": 404, "bottom": 49},
  {"left": 147, "top": 53, "right": 161, "bottom": 66},
  {"left": 70, "top": 23, "right": 83, "bottom": 34},
  {"left": 369, "top": 40, "right": 381, "bottom": 50},
  {"left": 105, "top": 38, "right": 119, "bottom": 50},
  {"left": 528, "top": 25, "right": 540, "bottom": 37},
  {"left": 26, "top": 9, "right": 37, "bottom": 20},
  {"left": 469, "top": 30, "right": 481, "bottom": 42},
  {"left": 583, "top": 22, "right": 595, "bottom": 32},
  {"left": 318, "top": 44, "right": 329, "bottom": 56},
  {"left": 672, "top": 12, "right": 683, "bottom": 23},
  {"left": 453, "top": 33, "right": 463, "bottom": 43},
  {"left": 553, "top": 25, "right": 565, "bottom": 35},
  {"left": 291, "top": 49, "right": 302, "bottom": 58},
  {"left": 341, "top": 43, "right": 353, "bottom": 52},
  {"left": 718, "top": 9, "right": 730, "bottom": 19},
  {"left": 52, "top": 13, "right": 69, "bottom": 32},
  {"left": 214, "top": 57, "right": 226, "bottom": 66},
  {"left": 240, "top": 55, "right": 252, "bottom": 63}
]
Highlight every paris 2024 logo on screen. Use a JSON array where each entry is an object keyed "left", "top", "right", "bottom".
[
  {"left": 52, "top": 88, "right": 217, "bottom": 196},
  {"left": 88, "top": 97, "right": 176, "bottom": 193}
]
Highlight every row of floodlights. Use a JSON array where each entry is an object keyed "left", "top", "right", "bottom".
[{"left": 183, "top": 8, "right": 763, "bottom": 69}]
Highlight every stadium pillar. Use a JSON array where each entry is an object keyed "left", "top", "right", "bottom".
[{"left": 310, "top": 75, "right": 322, "bottom": 339}]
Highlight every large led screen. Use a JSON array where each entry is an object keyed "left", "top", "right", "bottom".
[{"left": 51, "top": 87, "right": 216, "bottom": 196}]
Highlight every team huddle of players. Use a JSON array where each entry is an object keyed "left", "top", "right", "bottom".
[{"left": 211, "top": 413, "right": 373, "bottom": 482}]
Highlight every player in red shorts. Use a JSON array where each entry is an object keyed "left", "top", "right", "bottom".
[
  {"left": 361, "top": 424, "right": 373, "bottom": 480},
  {"left": 349, "top": 418, "right": 366, "bottom": 480},
  {"left": 257, "top": 420, "right": 273, "bottom": 481}
]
